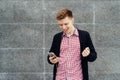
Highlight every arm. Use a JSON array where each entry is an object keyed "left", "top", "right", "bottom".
[
  {"left": 82, "top": 32, "right": 97, "bottom": 62},
  {"left": 47, "top": 35, "right": 56, "bottom": 65},
  {"left": 47, "top": 34, "right": 60, "bottom": 65},
  {"left": 86, "top": 32, "right": 97, "bottom": 62}
]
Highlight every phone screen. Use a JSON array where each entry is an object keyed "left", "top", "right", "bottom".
[{"left": 49, "top": 52, "right": 56, "bottom": 58}]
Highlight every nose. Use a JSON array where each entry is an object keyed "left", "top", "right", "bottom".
[{"left": 61, "top": 25, "right": 66, "bottom": 30}]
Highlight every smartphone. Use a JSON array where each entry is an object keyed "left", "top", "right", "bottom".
[{"left": 48, "top": 52, "right": 57, "bottom": 59}]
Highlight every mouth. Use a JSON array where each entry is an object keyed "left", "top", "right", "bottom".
[{"left": 63, "top": 27, "right": 69, "bottom": 33}]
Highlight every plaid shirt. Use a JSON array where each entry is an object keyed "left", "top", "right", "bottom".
[{"left": 56, "top": 28, "right": 83, "bottom": 80}]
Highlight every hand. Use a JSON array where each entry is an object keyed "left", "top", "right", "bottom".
[
  {"left": 82, "top": 47, "right": 90, "bottom": 57},
  {"left": 49, "top": 56, "right": 59, "bottom": 64}
]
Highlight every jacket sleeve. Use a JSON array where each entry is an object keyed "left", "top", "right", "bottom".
[
  {"left": 86, "top": 32, "right": 97, "bottom": 62},
  {"left": 47, "top": 35, "right": 57, "bottom": 65}
]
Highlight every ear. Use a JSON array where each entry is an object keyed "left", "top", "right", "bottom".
[{"left": 72, "top": 18, "right": 74, "bottom": 24}]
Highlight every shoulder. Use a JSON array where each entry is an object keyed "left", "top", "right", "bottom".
[
  {"left": 53, "top": 32, "right": 63, "bottom": 39},
  {"left": 54, "top": 32, "right": 63, "bottom": 37},
  {"left": 77, "top": 29, "right": 89, "bottom": 35}
]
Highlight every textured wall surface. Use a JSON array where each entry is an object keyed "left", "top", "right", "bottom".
[{"left": 0, "top": 0, "right": 120, "bottom": 80}]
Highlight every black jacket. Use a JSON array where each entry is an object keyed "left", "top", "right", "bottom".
[{"left": 47, "top": 29, "right": 97, "bottom": 80}]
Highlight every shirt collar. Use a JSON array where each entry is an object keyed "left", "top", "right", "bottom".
[{"left": 62, "top": 28, "right": 79, "bottom": 37}]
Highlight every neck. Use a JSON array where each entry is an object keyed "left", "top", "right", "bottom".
[{"left": 66, "top": 26, "right": 75, "bottom": 36}]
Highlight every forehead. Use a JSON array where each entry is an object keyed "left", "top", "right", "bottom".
[{"left": 57, "top": 17, "right": 73, "bottom": 23}]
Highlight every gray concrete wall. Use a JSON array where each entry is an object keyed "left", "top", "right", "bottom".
[{"left": 0, "top": 0, "right": 120, "bottom": 80}]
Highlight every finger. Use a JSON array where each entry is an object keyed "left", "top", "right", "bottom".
[
  {"left": 52, "top": 59, "right": 57, "bottom": 63},
  {"left": 82, "top": 50, "right": 89, "bottom": 57},
  {"left": 86, "top": 49, "right": 89, "bottom": 54},
  {"left": 49, "top": 56, "right": 55, "bottom": 60},
  {"left": 85, "top": 47, "right": 90, "bottom": 53},
  {"left": 83, "top": 50, "right": 88, "bottom": 54},
  {"left": 86, "top": 47, "right": 90, "bottom": 51},
  {"left": 83, "top": 47, "right": 89, "bottom": 53},
  {"left": 82, "top": 51, "right": 86, "bottom": 57},
  {"left": 50, "top": 59, "right": 55, "bottom": 63},
  {"left": 82, "top": 47, "right": 89, "bottom": 57},
  {"left": 85, "top": 51, "right": 88, "bottom": 56},
  {"left": 51, "top": 58, "right": 59, "bottom": 64}
]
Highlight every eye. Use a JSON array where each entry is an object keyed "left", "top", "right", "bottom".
[{"left": 64, "top": 23, "right": 68, "bottom": 25}]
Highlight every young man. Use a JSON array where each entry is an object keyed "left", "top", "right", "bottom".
[{"left": 47, "top": 8, "right": 97, "bottom": 80}]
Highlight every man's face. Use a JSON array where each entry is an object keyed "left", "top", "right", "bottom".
[{"left": 57, "top": 17, "right": 74, "bottom": 34}]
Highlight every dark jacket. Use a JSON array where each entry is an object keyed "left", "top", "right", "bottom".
[{"left": 47, "top": 29, "right": 97, "bottom": 80}]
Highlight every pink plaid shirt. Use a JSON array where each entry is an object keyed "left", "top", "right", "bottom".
[{"left": 56, "top": 28, "right": 83, "bottom": 80}]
